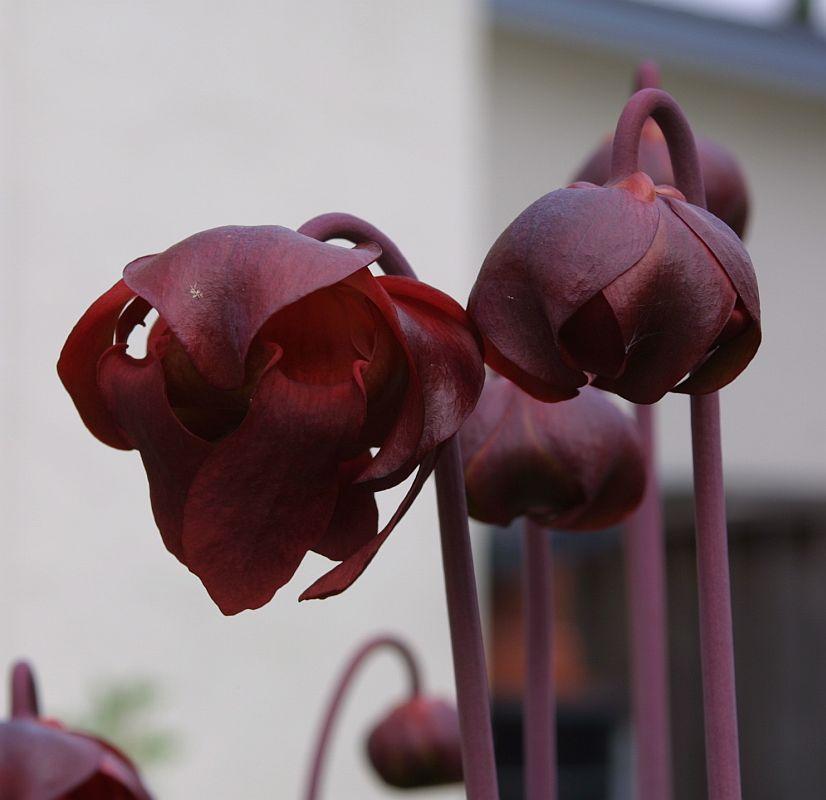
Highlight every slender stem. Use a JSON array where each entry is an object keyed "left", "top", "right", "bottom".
[
  {"left": 691, "top": 393, "right": 742, "bottom": 800},
  {"left": 303, "top": 635, "right": 422, "bottom": 800},
  {"left": 434, "top": 438, "right": 500, "bottom": 800},
  {"left": 10, "top": 660, "right": 39, "bottom": 719},
  {"left": 610, "top": 88, "right": 705, "bottom": 206},
  {"left": 297, "top": 212, "right": 416, "bottom": 279},
  {"left": 611, "top": 91, "right": 742, "bottom": 799},
  {"left": 624, "top": 405, "right": 672, "bottom": 800},
  {"left": 523, "top": 519, "right": 556, "bottom": 800},
  {"left": 298, "top": 213, "right": 501, "bottom": 800}
]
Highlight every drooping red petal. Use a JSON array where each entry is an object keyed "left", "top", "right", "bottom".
[
  {"left": 299, "top": 450, "right": 438, "bottom": 601},
  {"left": 539, "top": 388, "right": 646, "bottom": 531},
  {"left": 97, "top": 346, "right": 213, "bottom": 561},
  {"left": 665, "top": 196, "right": 759, "bottom": 322},
  {"left": 66, "top": 772, "right": 143, "bottom": 800},
  {"left": 313, "top": 453, "right": 379, "bottom": 561},
  {"left": 664, "top": 197, "right": 762, "bottom": 393},
  {"left": 468, "top": 203, "right": 585, "bottom": 401},
  {"left": 122, "top": 226, "right": 381, "bottom": 390},
  {"left": 180, "top": 352, "right": 367, "bottom": 614},
  {"left": 339, "top": 271, "right": 425, "bottom": 488},
  {"left": 380, "top": 276, "right": 485, "bottom": 466},
  {"left": 593, "top": 201, "right": 737, "bottom": 403},
  {"left": 526, "top": 177, "right": 662, "bottom": 333},
  {"left": 461, "top": 380, "right": 585, "bottom": 527},
  {"left": 558, "top": 291, "right": 626, "bottom": 378},
  {"left": 57, "top": 279, "right": 138, "bottom": 450},
  {"left": 469, "top": 179, "right": 661, "bottom": 400},
  {"left": 0, "top": 720, "right": 101, "bottom": 800},
  {"left": 69, "top": 733, "right": 152, "bottom": 800}
]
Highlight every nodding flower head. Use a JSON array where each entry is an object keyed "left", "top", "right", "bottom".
[
  {"left": 461, "top": 377, "right": 645, "bottom": 530},
  {"left": 366, "top": 697, "right": 463, "bottom": 789},
  {"left": 469, "top": 90, "right": 760, "bottom": 405},
  {"left": 0, "top": 660, "right": 153, "bottom": 800},
  {"left": 59, "top": 225, "right": 485, "bottom": 614}
]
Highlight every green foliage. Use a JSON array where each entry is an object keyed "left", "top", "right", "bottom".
[{"left": 70, "top": 678, "right": 179, "bottom": 770}]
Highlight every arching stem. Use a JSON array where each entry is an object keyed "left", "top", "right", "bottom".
[
  {"left": 523, "top": 519, "right": 556, "bottom": 800},
  {"left": 10, "top": 660, "right": 39, "bottom": 719},
  {"left": 610, "top": 88, "right": 705, "bottom": 206},
  {"left": 611, "top": 91, "right": 742, "bottom": 800},
  {"left": 303, "top": 635, "right": 422, "bottom": 800},
  {"left": 624, "top": 406, "right": 672, "bottom": 800},
  {"left": 298, "top": 213, "right": 500, "bottom": 800}
]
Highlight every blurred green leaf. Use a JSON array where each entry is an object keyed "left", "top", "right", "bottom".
[{"left": 69, "top": 677, "right": 180, "bottom": 770}]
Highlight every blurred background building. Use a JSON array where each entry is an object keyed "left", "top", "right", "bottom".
[{"left": 0, "top": 1, "right": 824, "bottom": 798}]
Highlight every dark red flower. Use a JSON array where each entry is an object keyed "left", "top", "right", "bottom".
[
  {"left": 461, "top": 377, "right": 645, "bottom": 530},
  {"left": 468, "top": 172, "right": 760, "bottom": 404},
  {"left": 58, "top": 226, "right": 484, "bottom": 614},
  {"left": 574, "top": 63, "right": 750, "bottom": 238},
  {"left": 366, "top": 697, "right": 463, "bottom": 789},
  {"left": 0, "top": 661, "right": 153, "bottom": 800}
]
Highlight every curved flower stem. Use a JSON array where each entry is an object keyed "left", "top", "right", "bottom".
[
  {"left": 523, "top": 519, "right": 556, "bottom": 800},
  {"left": 625, "top": 406, "right": 672, "bottom": 800},
  {"left": 10, "top": 660, "right": 39, "bottom": 719},
  {"left": 611, "top": 92, "right": 742, "bottom": 800},
  {"left": 610, "top": 88, "right": 705, "bottom": 206},
  {"left": 303, "top": 635, "right": 421, "bottom": 800},
  {"left": 298, "top": 213, "right": 501, "bottom": 800}
]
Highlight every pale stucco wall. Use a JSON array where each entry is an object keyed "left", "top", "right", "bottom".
[
  {"left": 484, "top": 29, "right": 826, "bottom": 491},
  {"left": 0, "top": 2, "right": 481, "bottom": 798}
]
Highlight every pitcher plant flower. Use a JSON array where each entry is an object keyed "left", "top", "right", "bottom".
[
  {"left": 461, "top": 377, "right": 645, "bottom": 530},
  {"left": 58, "top": 225, "right": 484, "bottom": 614},
  {"left": 0, "top": 661, "right": 153, "bottom": 800},
  {"left": 574, "top": 61, "right": 750, "bottom": 238},
  {"left": 468, "top": 162, "right": 760, "bottom": 405},
  {"left": 367, "top": 697, "right": 463, "bottom": 789}
]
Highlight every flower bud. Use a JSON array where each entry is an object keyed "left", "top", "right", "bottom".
[
  {"left": 1, "top": 661, "right": 153, "bottom": 799},
  {"left": 366, "top": 697, "right": 463, "bottom": 789},
  {"left": 468, "top": 172, "right": 760, "bottom": 404},
  {"left": 461, "top": 378, "right": 645, "bottom": 530}
]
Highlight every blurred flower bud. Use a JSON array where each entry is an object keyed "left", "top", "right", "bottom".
[
  {"left": 573, "top": 62, "right": 750, "bottom": 237},
  {"left": 461, "top": 378, "right": 645, "bottom": 530},
  {"left": 0, "top": 661, "right": 153, "bottom": 799},
  {"left": 366, "top": 697, "right": 463, "bottom": 789}
]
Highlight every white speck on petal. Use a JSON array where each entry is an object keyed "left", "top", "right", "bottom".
[{"left": 189, "top": 283, "right": 204, "bottom": 300}]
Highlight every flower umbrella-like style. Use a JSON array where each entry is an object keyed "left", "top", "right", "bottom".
[
  {"left": 468, "top": 172, "right": 760, "bottom": 405},
  {"left": 0, "top": 661, "right": 153, "bottom": 800},
  {"left": 58, "top": 225, "right": 484, "bottom": 615}
]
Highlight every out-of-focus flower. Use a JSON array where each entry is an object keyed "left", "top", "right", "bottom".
[
  {"left": 0, "top": 661, "right": 153, "bottom": 800},
  {"left": 468, "top": 173, "right": 760, "bottom": 404},
  {"left": 461, "top": 377, "right": 645, "bottom": 529},
  {"left": 573, "top": 62, "right": 750, "bottom": 238},
  {"left": 58, "top": 226, "right": 484, "bottom": 614},
  {"left": 366, "top": 697, "right": 463, "bottom": 789}
]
